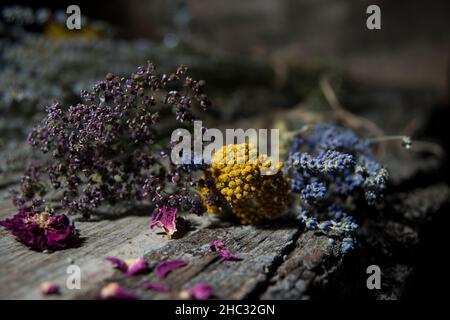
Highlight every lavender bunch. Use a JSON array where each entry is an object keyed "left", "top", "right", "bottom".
[
  {"left": 12, "top": 62, "right": 211, "bottom": 218},
  {"left": 287, "top": 124, "right": 389, "bottom": 253}
]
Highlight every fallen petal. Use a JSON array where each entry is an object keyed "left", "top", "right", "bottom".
[
  {"left": 208, "top": 239, "right": 224, "bottom": 251},
  {"left": 141, "top": 282, "right": 170, "bottom": 292},
  {"left": 150, "top": 207, "right": 177, "bottom": 238},
  {"left": 105, "top": 256, "right": 128, "bottom": 273},
  {"left": 190, "top": 283, "right": 213, "bottom": 300},
  {"left": 155, "top": 260, "right": 187, "bottom": 278},
  {"left": 208, "top": 240, "right": 242, "bottom": 261},
  {"left": 98, "top": 283, "right": 138, "bottom": 300},
  {"left": 220, "top": 248, "right": 242, "bottom": 261},
  {"left": 40, "top": 281, "right": 60, "bottom": 295},
  {"left": 126, "top": 258, "right": 149, "bottom": 276}
]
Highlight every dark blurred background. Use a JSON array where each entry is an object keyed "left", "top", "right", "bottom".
[{"left": 4, "top": 0, "right": 448, "bottom": 98}]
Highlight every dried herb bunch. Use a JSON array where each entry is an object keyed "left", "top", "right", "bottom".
[
  {"left": 13, "top": 62, "right": 211, "bottom": 218},
  {"left": 198, "top": 143, "right": 290, "bottom": 225},
  {"left": 286, "top": 124, "right": 389, "bottom": 253}
]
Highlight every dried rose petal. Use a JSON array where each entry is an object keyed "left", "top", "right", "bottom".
[
  {"left": 155, "top": 260, "right": 187, "bottom": 278},
  {"left": 0, "top": 208, "right": 78, "bottom": 252},
  {"left": 98, "top": 283, "right": 138, "bottom": 300},
  {"left": 150, "top": 206, "right": 177, "bottom": 238},
  {"left": 208, "top": 239, "right": 242, "bottom": 261},
  {"left": 105, "top": 256, "right": 149, "bottom": 276},
  {"left": 141, "top": 282, "right": 170, "bottom": 292},
  {"left": 125, "top": 258, "right": 149, "bottom": 276},
  {"left": 105, "top": 256, "right": 128, "bottom": 272},
  {"left": 189, "top": 283, "right": 213, "bottom": 300},
  {"left": 219, "top": 248, "right": 242, "bottom": 261},
  {"left": 40, "top": 281, "right": 60, "bottom": 295},
  {"left": 208, "top": 239, "right": 224, "bottom": 251}
]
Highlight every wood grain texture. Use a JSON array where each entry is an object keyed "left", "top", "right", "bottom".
[{"left": 0, "top": 139, "right": 448, "bottom": 299}]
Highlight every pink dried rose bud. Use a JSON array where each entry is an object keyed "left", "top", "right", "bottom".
[
  {"left": 40, "top": 281, "right": 60, "bottom": 295},
  {"left": 141, "top": 282, "right": 170, "bottom": 292},
  {"left": 98, "top": 283, "right": 138, "bottom": 300},
  {"left": 150, "top": 206, "right": 178, "bottom": 239},
  {"left": 155, "top": 260, "right": 187, "bottom": 278},
  {"left": 0, "top": 208, "right": 78, "bottom": 252},
  {"left": 105, "top": 256, "right": 149, "bottom": 276}
]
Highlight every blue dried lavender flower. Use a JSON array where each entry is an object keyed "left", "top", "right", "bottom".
[
  {"left": 300, "top": 182, "right": 326, "bottom": 204},
  {"left": 341, "top": 237, "right": 356, "bottom": 254},
  {"left": 288, "top": 124, "right": 388, "bottom": 254},
  {"left": 293, "top": 150, "right": 355, "bottom": 174},
  {"left": 305, "top": 123, "right": 369, "bottom": 153}
]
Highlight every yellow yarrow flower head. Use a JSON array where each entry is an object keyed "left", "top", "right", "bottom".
[{"left": 198, "top": 143, "right": 290, "bottom": 224}]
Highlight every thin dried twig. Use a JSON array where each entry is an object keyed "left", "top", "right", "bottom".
[
  {"left": 319, "top": 75, "right": 445, "bottom": 159},
  {"left": 319, "top": 74, "right": 388, "bottom": 157},
  {"left": 319, "top": 75, "right": 384, "bottom": 138}
]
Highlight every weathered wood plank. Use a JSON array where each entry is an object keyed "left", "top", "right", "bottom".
[
  {"left": 0, "top": 123, "right": 447, "bottom": 299},
  {"left": 260, "top": 183, "right": 450, "bottom": 300},
  {"left": 0, "top": 199, "right": 168, "bottom": 299},
  {"left": 75, "top": 218, "right": 301, "bottom": 300}
]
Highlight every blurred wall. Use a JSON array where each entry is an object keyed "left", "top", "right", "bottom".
[
  {"left": 4, "top": 0, "right": 449, "bottom": 97},
  {"left": 123, "top": 0, "right": 449, "bottom": 97}
]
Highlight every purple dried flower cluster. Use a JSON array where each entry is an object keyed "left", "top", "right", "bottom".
[
  {"left": 287, "top": 124, "right": 389, "bottom": 254},
  {"left": 0, "top": 207, "right": 78, "bottom": 251},
  {"left": 13, "top": 63, "right": 211, "bottom": 218},
  {"left": 180, "top": 154, "right": 210, "bottom": 173}
]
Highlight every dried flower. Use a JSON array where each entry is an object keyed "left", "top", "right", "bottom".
[
  {"left": 155, "top": 260, "right": 187, "bottom": 278},
  {"left": 208, "top": 239, "right": 242, "bottom": 261},
  {"left": 208, "top": 240, "right": 224, "bottom": 251},
  {"left": 150, "top": 207, "right": 178, "bottom": 239},
  {"left": 141, "top": 282, "right": 170, "bottom": 293},
  {"left": 198, "top": 143, "right": 290, "bottom": 224},
  {"left": 98, "top": 283, "right": 138, "bottom": 300},
  {"left": 300, "top": 182, "right": 327, "bottom": 204},
  {"left": 13, "top": 62, "right": 210, "bottom": 219},
  {"left": 219, "top": 249, "right": 242, "bottom": 261},
  {"left": 105, "top": 256, "right": 149, "bottom": 276},
  {"left": 179, "top": 283, "right": 213, "bottom": 300},
  {"left": 287, "top": 124, "right": 389, "bottom": 254},
  {"left": 40, "top": 281, "right": 60, "bottom": 295},
  {"left": 179, "top": 154, "right": 210, "bottom": 173},
  {"left": 0, "top": 207, "right": 78, "bottom": 251}
]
